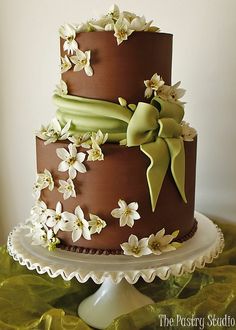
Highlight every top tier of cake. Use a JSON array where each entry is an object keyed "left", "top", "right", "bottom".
[{"left": 60, "top": 32, "right": 172, "bottom": 104}]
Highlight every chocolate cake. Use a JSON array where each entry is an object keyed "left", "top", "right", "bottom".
[{"left": 28, "top": 5, "right": 198, "bottom": 257}]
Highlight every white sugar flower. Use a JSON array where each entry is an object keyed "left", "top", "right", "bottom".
[
  {"left": 148, "top": 229, "right": 181, "bottom": 255},
  {"left": 111, "top": 199, "right": 141, "bottom": 228},
  {"left": 87, "top": 140, "right": 104, "bottom": 161},
  {"left": 68, "top": 132, "right": 91, "bottom": 148},
  {"left": 37, "top": 169, "right": 54, "bottom": 191},
  {"left": 156, "top": 84, "right": 171, "bottom": 101},
  {"left": 114, "top": 17, "right": 134, "bottom": 45},
  {"left": 58, "top": 178, "right": 76, "bottom": 200},
  {"left": 46, "top": 202, "right": 71, "bottom": 234},
  {"left": 63, "top": 206, "right": 91, "bottom": 242},
  {"left": 167, "top": 81, "right": 186, "bottom": 105},
  {"left": 121, "top": 234, "right": 151, "bottom": 257},
  {"left": 31, "top": 224, "right": 60, "bottom": 251},
  {"left": 122, "top": 11, "right": 137, "bottom": 23},
  {"left": 32, "top": 169, "right": 54, "bottom": 200},
  {"left": 91, "top": 130, "right": 108, "bottom": 145},
  {"left": 70, "top": 49, "right": 93, "bottom": 76},
  {"left": 32, "top": 181, "right": 43, "bottom": 200},
  {"left": 56, "top": 143, "right": 87, "bottom": 179},
  {"left": 181, "top": 121, "right": 197, "bottom": 141},
  {"left": 89, "top": 17, "right": 114, "bottom": 31},
  {"left": 75, "top": 22, "right": 90, "bottom": 33},
  {"left": 29, "top": 200, "right": 49, "bottom": 224},
  {"left": 60, "top": 55, "right": 72, "bottom": 73},
  {"left": 144, "top": 73, "right": 165, "bottom": 98},
  {"left": 130, "top": 15, "right": 147, "bottom": 31},
  {"left": 59, "top": 23, "right": 78, "bottom": 55},
  {"left": 54, "top": 80, "right": 68, "bottom": 96},
  {"left": 36, "top": 118, "right": 71, "bottom": 145},
  {"left": 107, "top": 4, "right": 120, "bottom": 21},
  {"left": 89, "top": 214, "right": 107, "bottom": 234}
]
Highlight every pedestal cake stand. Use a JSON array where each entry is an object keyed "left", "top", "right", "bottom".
[{"left": 7, "top": 212, "right": 224, "bottom": 329}]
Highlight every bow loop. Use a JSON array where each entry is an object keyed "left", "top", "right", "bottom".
[
  {"left": 127, "top": 102, "right": 159, "bottom": 146},
  {"left": 158, "top": 118, "right": 182, "bottom": 138},
  {"left": 127, "top": 96, "right": 187, "bottom": 212}
]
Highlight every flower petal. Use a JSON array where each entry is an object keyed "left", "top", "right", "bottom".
[
  {"left": 72, "top": 228, "right": 82, "bottom": 242},
  {"left": 84, "top": 65, "right": 93, "bottom": 77},
  {"left": 56, "top": 148, "right": 69, "bottom": 160}
]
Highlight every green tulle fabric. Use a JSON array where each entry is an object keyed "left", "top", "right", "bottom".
[{"left": 1, "top": 221, "right": 236, "bottom": 330}]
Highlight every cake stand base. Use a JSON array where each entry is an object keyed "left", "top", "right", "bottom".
[
  {"left": 78, "top": 278, "right": 153, "bottom": 329},
  {"left": 7, "top": 212, "right": 224, "bottom": 329}
]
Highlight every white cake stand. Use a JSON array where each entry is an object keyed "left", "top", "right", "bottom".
[{"left": 7, "top": 212, "right": 224, "bottom": 329}]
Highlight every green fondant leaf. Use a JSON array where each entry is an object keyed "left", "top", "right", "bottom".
[
  {"left": 151, "top": 96, "right": 184, "bottom": 123},
  {"left": 165, "top": 137, "right": 187, "bottom": 203},
  {"left": 141, "top": 138, "right": 170, "bottom": 212},
  {"left": 158, "top": 118, "right": 182, "bottom": 138},
  {"left": 127, "top": 102, "right": 159, "bottom": 146}
]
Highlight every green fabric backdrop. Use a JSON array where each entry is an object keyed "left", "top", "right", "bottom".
[{"left": 0, "top": 221, "right": 236, "bottom": 330}]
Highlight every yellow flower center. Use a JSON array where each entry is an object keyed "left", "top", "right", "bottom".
[
  {"left": 92, "top": 149, "right": 101, "bottom": 158},
  {"left": 131, "top": 246, "right": 141, "bottom": 254},
  {"left": 76, "top": 218, "right": 83, "bottom": 228},
  {"left": 67, "top": 156, "right": 76, "bottom": 165},
  {"left": 81, "top": 59, "right": 87, "bottom": 66},
  {"left": 66, "top": 185, "right": 72, "bottom": 191},
  {"left": 55, "top": 214, "right": 61, "bottom": 222},
  {"left": 67, "top": 36, "right": 74, "bottom": 43},
  {"left": 118, "top": 29, "right": 126, "bottom": 39},
  {"left": 124, "top": 208, "right": 131, "bottom": 216},
  {"left": 150, "top": 241, "right": 161, "bottom": 250}
]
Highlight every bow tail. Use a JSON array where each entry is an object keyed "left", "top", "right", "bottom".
[
  {"left": 165, "top": 138, "right": 187, "bottom": 203},
  {"left": 141, "top": 138, "right": 170, "bottom": 212}
]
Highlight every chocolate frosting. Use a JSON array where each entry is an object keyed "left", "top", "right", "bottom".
[
  {"left": 61, "top": 32, "right": 172, "bottom": 104},
  {"left": 36, "top": 137, "right": 197, "bottom": 251}
]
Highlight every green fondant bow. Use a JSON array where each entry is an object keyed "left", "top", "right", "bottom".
[
  {"left": 53, "top": 94, "right": 186, "bottom": 212},
  {"left": 127, "top": 97, "right": 186, "bottom": 211}
]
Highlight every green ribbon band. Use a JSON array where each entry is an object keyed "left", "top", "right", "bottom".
[{"left": 53, "top": 94, "right": 187, "bottom": 212}]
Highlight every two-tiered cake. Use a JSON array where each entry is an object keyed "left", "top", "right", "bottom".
[{"left": 28, "top": 5, "right": 197, "bottom": 257}]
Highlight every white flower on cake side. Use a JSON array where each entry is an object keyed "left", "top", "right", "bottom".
[
  {"left": 58, "top": 178, "right": 76, "bottom": 200},
  {"left": 181, "top": 121, "right": 197, "bottom": 141},
  {"left": 70, "top": 49, "right": 93, "bottom": 76},
  {"left": 120, "top": 234, "right": 150, "bottom": 257},
  {"left": 147, "top": 229, "right": 181, "bottom": 255},
  {"left": 36, "top": 117, "right": 71, "bottom": 145},
  {"left": 54, "top": 80, "right": 68, "bottom": 96},
  {"left": 32, "top": 169, "right": 54, "bottom": 200},
  {"left": 111, "top": 199, "right": 141, "bottom": 228},
  {"left": 59, "top": 23, "right": 78, "bottom": 55},
  {"left": 144, "top": 73, "right": 165, "bottom": 98},
  {"left": 63, "top": 206, "right": 91, "bottom": 242},
  {"left": 92, "top": 130, "right": 108, "bottom": 145},
  {"left": 60, "top": 55, "right": 72, "bottom": 73},
  {"left": 31, "top": 224, "right": 60, "bottom": 251},
  {"left": 28, "top": 200, "right": 49, "bottom": 225},
  {"left": 114, "top": 17, "right": 134, "bottom": 45},
  {"left": 89, "top": 214, "right": 107, "bottom": 234},
  {"left": 87, "top": 140, "right": 104, "bottom": 161},
  {"left": 167, "top": 82, "right": 186, "bottom": 105},
  {"left": 56, "top": 143, "right": 86, "bottom": 179},
  {"left": 46, "top": 202, "right": 72, "bottom": 234},
  {"left": 68, "top": 132, "right": 91, "bottom": 148}
]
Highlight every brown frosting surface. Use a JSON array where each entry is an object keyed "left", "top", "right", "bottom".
[
  {"left": 61, "top": 32, "right": 172, "bottom": 104},
  {"left": 36, "top": 138, "right": 197, "bottom": 251}
]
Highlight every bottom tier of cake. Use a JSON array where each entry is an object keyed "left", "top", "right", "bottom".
[{"left": 36, "top": 137, "right": 197, "bottom": 253}]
